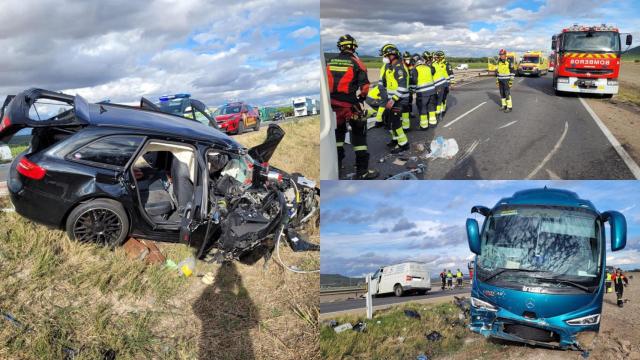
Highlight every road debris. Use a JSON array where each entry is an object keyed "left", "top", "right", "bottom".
[
  {"left": 403, "top": 309, "right": 421, "bottom": 319},
  {"left": 392, "top": 158, "right": 407, "bottom": 166},
  {"left": 425, "top": 330, "right": 444, "bottom": 341},
  {"left": 333, "top": 323, "right": 353, "bottom": 333},
  {"left": 122, "top": 238, "right": 165, "bottom": 264},
  {"left": 352, "top": 321, "right": 367, "bottom": 333},
  {"left": 177, "top": 257, "right": 196, "bottom": 277},
  {"left": 386, "top": 164, "right": 426, "bottom": 180},
  {"left": 424, "top": 136, "right": 459, "bottom": 159},
  {"left": 416, "top": 354, "right": 429, "bottom": 360}
]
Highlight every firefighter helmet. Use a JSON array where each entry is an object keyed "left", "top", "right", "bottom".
[
  {"left": 337, "top": 34, "right": 358, "bottom": 51},
  {"left": 434, "top": 50, "right": 445, "bottom": 58},
  {"left": 422, "top": 50, "right": 432, "bottom": 60},
  {"left": 412, "top": 53, "right": 421, "bottom": 64},
  {"left": 380, "top": 44, "right": 400, "bottom": 57}
]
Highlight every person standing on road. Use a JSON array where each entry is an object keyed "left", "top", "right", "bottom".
[
  {"left": 432, "top": 51, "right": 448, "bottom": 123},
  {"left": 440, "top": 51, "right": 454, "bottom": 114},
  {"left": 612, "top": 268, "right": 629, "bottom": 307},
  {"left": 456, "top": 268, "right": 463, "bottom": 288},
  {"left": 446, "top": 269, "right": 453, "bottom": 290},
  {"left": 402, "top": 51, "right": 416, "bottom": 132},
  {"left": 440, "top": 269, "right": 447, "bottom": 290},
  {"left": 326, "top": 34, "right": 379, "bottom": 179},
  {"left": 496, "top": 48, "right": 515, "bottom": 112},
  {"left": 379, "top": 44, "right": 410, "bottom": 154},
  {"left": 415, "top": 52, "right": 437, "bottom": 130}
]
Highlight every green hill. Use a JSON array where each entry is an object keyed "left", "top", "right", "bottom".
[
  {"left": 623, "top": 45, "right": 640, "bottom": 60},
  {"left": 320, "top": 273, "right": 365, "bottom": 287}
]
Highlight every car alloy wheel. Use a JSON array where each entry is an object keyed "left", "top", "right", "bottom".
[{"left": 73, "top": 208, "right": 124, "bottom": 245}]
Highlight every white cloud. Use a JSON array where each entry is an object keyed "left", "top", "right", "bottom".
[{"left": 290, "top": 26, "right": 318, "bottom": 39}]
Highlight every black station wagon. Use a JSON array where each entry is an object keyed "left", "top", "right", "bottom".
[{"left": 0, "top": 89, "right": 318, "bottom": 263}]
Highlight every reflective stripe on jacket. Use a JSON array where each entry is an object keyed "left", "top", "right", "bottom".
[{"left": 496, "top": 59, "right": 515, "bottom": 81}]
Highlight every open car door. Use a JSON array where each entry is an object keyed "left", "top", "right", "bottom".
[
  {"left": 188, "top": 99, "right": 219, "bottom": 129},
  {"left": 0, "top": 88, "right": 89, "bottom": 143},
  {"left": 178, "top": 152, "right": 209, "bottom": 244},
  {"left": 248, "top": 124, "right": 285, "bottom": 163}
]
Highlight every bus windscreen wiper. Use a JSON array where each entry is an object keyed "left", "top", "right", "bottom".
[
  {"left": 531, "top": 276, "right": 591, "bottom": 292},
  {"left": 483, "top": 267, "right": 545, "bottom": 283}
]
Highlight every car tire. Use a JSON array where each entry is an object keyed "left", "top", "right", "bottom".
[
  {"left": 253, "top": 117, "right": 261, "bottom": 131},
  {"left": 237, "top": 119, "right": 245, "bottom": 134},
  {"left": 65, "top": 198, "right": 129, "bottom": 248},
  {"left": 394, "top": 284, "right": 404, "bottom": 297}
]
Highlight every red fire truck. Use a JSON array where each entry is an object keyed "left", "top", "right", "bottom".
[{"left": 551, "top": 24, "right": 632, "bottom": 97}]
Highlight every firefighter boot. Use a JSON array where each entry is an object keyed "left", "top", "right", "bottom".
[
  {"left": 500, "top": 98, "right": 507, "bottom": 111},
  {"left": 355, "top": 152, "right": 379, "bottom": 179},
  {"left": 505, "top": 96, "right": 513, "bottom": 112}
]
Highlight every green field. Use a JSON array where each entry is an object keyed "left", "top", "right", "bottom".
[{"left": 321, "top": 302, "right": 503, "bottom": 360}]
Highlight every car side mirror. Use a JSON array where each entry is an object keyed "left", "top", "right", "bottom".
[
  {"left": 551, "top": 35, "right": 557, "bottom": 50},
  {"left": 626, "top": 34, "right": 633, "bottom": 46},
  {"left": 466, "top": 218, "right": 481, "bottom": 255},
  {"left": 602, "top": 211, "right": 627, "bottom": 251}
]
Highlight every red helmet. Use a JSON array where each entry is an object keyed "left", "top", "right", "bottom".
[{"left": 499, "top": 49, "right": 507, "bottom": 55}]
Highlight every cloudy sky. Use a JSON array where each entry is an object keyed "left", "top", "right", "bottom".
[
  {"left": 0, "top": 0, "right": 319, "bottom": 106},
  {"left": 321, "top": 180, "right": 640, "bottom": 277},
  {"left": 321, "top": 0, "right": 639, "bottom": 57}
]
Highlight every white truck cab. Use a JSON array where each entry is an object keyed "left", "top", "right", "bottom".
[{"left": 369, "top": 262, "right": 431, "bottom": 297}]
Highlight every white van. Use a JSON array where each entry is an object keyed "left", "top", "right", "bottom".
[
  {"left": 455, "top": 64, "right": 469, "bottom": 70},
  {"left": 369, "top": 262, "right": 431, "bottom": 297}
]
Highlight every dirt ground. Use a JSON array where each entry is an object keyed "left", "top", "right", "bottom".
[
  {"left": 587, "top": 62, "right": 640, "bottom": 167},
  {"left": 443, "top": 272, "right": 640, "bottom": 360}
]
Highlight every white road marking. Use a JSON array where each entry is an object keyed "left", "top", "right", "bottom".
[
  {"left": 545, "top": 169, "right": 563, "bottom": 180},
  {"left": 498, "top": 120, "right": 518, "bottom": 129},
  {"left": 443, "top": 102, "right": 486, "bottom": 128},
  {"left": 518, "top": 78, "right": 524, "bottom": 83},
  {"left": 579, "top": 97, "right": 640, "bottom": 179},
  {"left": 456, "top": 139, "right": 480, "bottom": 165},
  {"left": 526, "top": 121, "right": 569, "bottom": 179}
]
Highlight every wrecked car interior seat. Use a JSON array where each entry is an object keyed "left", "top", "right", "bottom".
[
  {"left": 139, "top": 173, "right": 174, "bottom": 218},
  {"left": 170, "top": 154, "right": 194, "bottom": 213}
]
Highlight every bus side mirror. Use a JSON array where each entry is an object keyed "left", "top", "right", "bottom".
[
  {"left": 551, "top": 35, "right": 557, "bottom": 50},
  {"left": 467, "top": 218, "right": 481, "bottom": 255},
  {"left": 602, "top": 211, "right": 627, "bottom": 251},
  {"left": 471, "top": 205, "right": 490, "bottom": 217},
  {"left": 626, "top": 34, "right": 633, "bottom": 46}
]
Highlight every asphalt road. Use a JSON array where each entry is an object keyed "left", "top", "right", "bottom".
[
  {"left": 320, "top": 286, "right": 470, "bottom": 314},
  {"left": 341, "top": 73, "right": 638, "bottom": 179}
]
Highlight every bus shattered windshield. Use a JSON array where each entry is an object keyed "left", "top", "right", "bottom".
[{"left": 476, "top": 206, "right": 602, "bottom": 293}]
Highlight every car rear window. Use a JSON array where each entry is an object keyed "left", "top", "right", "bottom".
[{"left": 71, "top": 135, "right": 144, "bottom": 168}]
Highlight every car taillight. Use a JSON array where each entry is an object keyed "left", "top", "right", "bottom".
[
  {"left": 17, "top": 157, "right": 46, "bottom": 180},
  {"left": 405, "top": 275, "right": 412, "bottom": 281},
  {"left": 0, "top": 115, "right": 11, "bottom": 132}
]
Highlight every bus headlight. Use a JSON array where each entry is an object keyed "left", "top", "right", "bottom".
[
  {"left": 607, "top": 79, "right": 618, "bottom": 86},
  {"left": 557, "top": 78, "right": 570, "bottom": 84},
  {"left": 566, "top": 314, "right": 600, "bottom": 326},
  {"left": 471, "top": 297, "right": 498, "bottom": 312}
]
